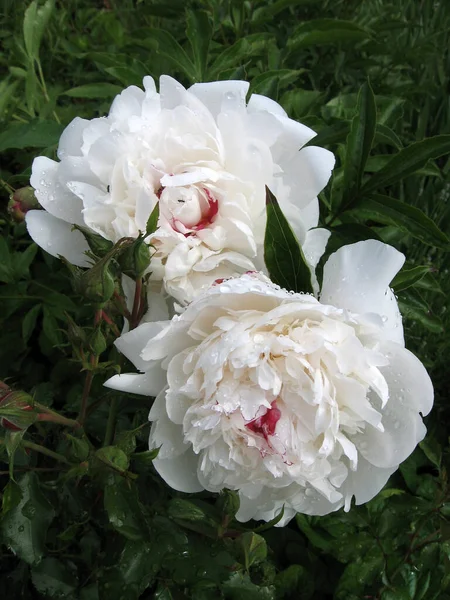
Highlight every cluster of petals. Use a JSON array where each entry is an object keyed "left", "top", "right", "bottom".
[
  {"left": 26, "top": 75, "right": 334, "bottom": 305},
  {"left": 106, "top": 240, "right": 433, "bottom": 524}
]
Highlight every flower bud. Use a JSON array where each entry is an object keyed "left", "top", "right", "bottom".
[
  {"left": 216, "top": 489, "right": 240, "bottom": 520},
  {"left": 89, "top": 327, "right": 107, "bottom": 356},
  {"left": 78, "top": 262, "right": 116, "bottom": 308},
  {"left": 0, "top": 388, "right": 35, "bottom": 431},
  {"left": 73, "top": 225, "right": 113, "bottom": 259},
  {"left": 118, "top": 237, "right": 151, "bottom": 280},
  {"left": 8, "top": 187, "right": 40, "bottom": 222}
]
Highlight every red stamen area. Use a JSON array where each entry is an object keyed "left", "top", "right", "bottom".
[
  {"left": 171, "top": 188, "right": 219, "bottom": 236},
  {"left": 245, "top": 401, "right": 281, "bottom": 441}
]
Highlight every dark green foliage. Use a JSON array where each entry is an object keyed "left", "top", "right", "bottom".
[{"left": 1, "top": 0, "right": 450, "bottom": 598}]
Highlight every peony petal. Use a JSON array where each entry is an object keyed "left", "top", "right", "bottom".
[
  {"left": 25, "top": 210, "right": 90, "bottom": 267},
  {"left": 104, "top": 367, "right": 166, "bottom": 397},
  {"left": 114, "top": 321, "right": 168, "bottom": 371},
  {"left": 352, "top": 342, "right": 432, "bottom": 468},
  {"left": 30, "top": 156, "right": 85, "bottom": 226},
  {"left": 247, "top": 93, "right": 287, "bottom": 118},
  {"left": 189, "top": 80, "right": 250, "bottom": 119},
  {"left": 320, "top": 240, "right": 405, "bottom": 344},
  {"left": 344, "top": 455, "right": 397, "bottom": 508},
  {"left": 153, "top": 451, "right": 204, "bottom": 493},
  {"left": 277, "top": 146, "right": 335, "bottom": 209},
  {"left": 57, "top": 116, "right": 90, "bottom": 159}
]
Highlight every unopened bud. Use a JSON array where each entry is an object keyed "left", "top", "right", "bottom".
[
  {"left": 0, "top": 388, "right": 35, "bottom": 431},
  {"left": 73, "top": 225, "right": 113, "bottom": 259},
  {"left": 65, "top": 313, "right": 87, "bottom": 348},
  {"left": 79, "top": 262, "right": 115, "bottom": 307},
  {"left": 216, "top": 489, "right": 240, "bottom": 519},
  {"left": 8, "top": 187, "right": 40, "bottom": 222},
  {"left": 118, "top": 237, "right": 151, "bottom": 280},
  {"left": 89, "top": 327, "right": 107, "bottom": 356}
]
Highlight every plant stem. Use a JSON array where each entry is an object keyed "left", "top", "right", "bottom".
[
  {"left": 34, "top": 402, "right": 80, "bottom": 429},
  {"left": 103, "top": 397, "right": 119, "bottom": 446},
  {"left": 131, "top": 277, "right": 143, "bottom": 328},
  {"left": 22, "top": 441, "right": 70, "bottom": 464}
]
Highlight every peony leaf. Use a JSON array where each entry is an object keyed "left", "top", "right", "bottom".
[
  {"left": 31, "top": 557, "right": 78, "bottom": 597},
  {"left": 264, "top": 187, "right": 313, "bottom": 294},
  {"left": 239, "top": 532, "right": 267, "bottom": 570},
  {"left": 0, "top": 120, "right": 64, "bottom": 152},
  {"left": 1, "top": 472, "right": 55, "bottom": 564},
  {"left": 341, "top": 80, "right": 377, "bottom": 211},
  {"left": 361, "top": 134, "right": 450, "bottom": 193},
  {"left": 62, "top": 83, "right": 122, "bottom": 99},
  {"left": 186, "top": 10, "right": 212, "bottom": 82},
  {"left": 104, "top": 477, "right": 146, "bottom": 541},
  {"left": 140, "top": 29, "right": 197, "bottom": 82},
  {"left": 23, "top": 0, "right": 54, "bottom": 60},
  {"left": 347, "top": 194, "right": 450, "bottom": 248},
  {"left": 146, "top": 202, "right": 160, "bottom": 237},
  {"left": 391, "top": 265, "right": 431, "bottom": 292},
  {"left": 287, "top": 19, "right": 372, "bottom": 54}
]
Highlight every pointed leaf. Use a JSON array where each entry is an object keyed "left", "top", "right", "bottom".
[
  {"left": 287, "top": 19, "right": 371, "bottom": 53},
  {"left": 146, "top": 202, "right": 160, "bottom": 237},
  {"left": 23, "top": 0, "right": 55, "bottom": 60},
  {"left": 362, "top": 135, "right": 450, "bottom": 193},
  {"left": 348, "top": 194, "right": 450, "bottom": 248},
  {"left": 391, "top": 266, "right": 431, "bottom": 292},
  {"left": 186, "top": 10, "right": 212, "bottom": 81},
  {"left": 264, "top": 187, "right": 313, "bottom": 294},
  {"left": 341, "top": 80, "right": 377, "bottom": 210}
]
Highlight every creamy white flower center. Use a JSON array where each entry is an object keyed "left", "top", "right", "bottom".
[
  {"left": 166, "top": 304, "right": 389, "bottom": 500},
  {"left": 159, "top": 184, "right": 218, "bottom": 234}
]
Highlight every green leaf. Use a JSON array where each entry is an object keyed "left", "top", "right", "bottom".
[
  {"left": 65, "top": 434, "right": 90, "bottom": 462},
  {"left": 104, "top": 477, "right": 145, "bottom": 541},
  {"left": 62, "top": 83, "right": 122, "bottom": 98},
  {"left": 22, "top": 304, "right": 41, "bottom": 344},
  {"left": 335, "top": 550, "right": 384, "bottom": 599},
  {"left": 0, "top": 121, "right": 64, "bottom": 152},
  {"left": 275, "top": 565, "right": 314, "bottom": 600},
  {"left": 14, "top": 243, "right": 38, "bottom": 279},
  {"left": 375, "top": 124, "right": 403, "bottom": 150},
  {"left": 250, "top": 69, "right": 305, "bottom": 97},
  {"left": 140, "top": 29, "right": 196, "bottom": 81},
  {"left": 341, "top": 80, "right": 377, "bottom": 209},
  {"left": 264, "top": 187, "right": 313, "bottom": 294},
  {"left": 2, "top": 480, "right": 23, "bottom": 515},
  {"left": 391, "top": 266, "right": 431, "bottom": 292},
  {"left": 42, "top": 305, "right": 63, "bottom": 347},
  {"left": 31, "top": 557, "right": 78, "bottom": 597},
  {"left": 23, "top": 0, "right": 55, "bottom": 60},
  {"left": 305, "top": 121, "right": 350, "bottom": 148},
  {"left": 99, "top": 539, "right": 154, "bottom": 598},
  {"left": 253, "top": 0, "right": 316, "bottom": 23},
  {"left": 254, "top": 506, "right": 285, "bottom": 532},
  {"left": 419, "top": 437, "right": 442, "bottom": 468},
  {"left": 398, "top": 289, "right": 444, "bottom": 332},
  {"left": 146, "top": 202, "right": 160, "bottom": 237},
  {"left": 208, "top": 34, "right": 272, "bottom": 79},
  {"left": 296, "top": 514, "right": 333, "bottom": 551},
  {"left": 348, "top": 194, "right": 450, "bottom": 248},
  {"left": 1, "top": 472, "right": 55, "bottom": 564},
  {"left": 131, "top": 448, "right": 160, "bottom": 465},
  {"left": 287, "top": 19, "right": 371, "bottom": 53},
  {"left": 186, "top": 10, "right": 212, "bottom": 81},
  {"left": 95, "top": 446, "right": 129, "bottom": 472},
  {"left": 362, "top": 135, "right": 450, "bottom": 193},
  {"left": 239, "top": 532, "right": 267, "bottom": 570},
  {"left": 222, "top": 573, "right": 275, "bottom": 600}
]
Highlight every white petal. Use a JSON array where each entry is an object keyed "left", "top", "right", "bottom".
[
  {"left": 30, "top": 156, "right": 85, "bottom": 226},
  {"left": 344, "top": 455, "right": 397, "bottom": 507},
  {"left": 104, "top": 367, "right": 166, "bottom": 397},
  {"left": 277, "top": 146, "right": 335, "bottom": 208},
  {"left": 352, "top": 342, "right": 432, "bottom": 468},
  {"left": 57, "top": 116, "right": 90, "bottom": 159},
  {"left": 25, "top": 210, "right": 90, "bottom": 267},
  {"left": 320, "top": 240, "right": 405, "bottom": 344},
  {"left": 303, "top": 227, "right": 331, "bottom": 296},
  {"left": 189, "top": 80, "right": 250, "bottom": 119},
  {"left": 109, "top": 84, "right": 145, "bottom": 124},
  {"left": 247, "top": 93, "right": 287, "bottom": 118},
  {"left": 153, "top": 451, "right": 204, "bottom": 493},
  {"left": 114, "top": 321, "right": 168, "bottom": 371}
]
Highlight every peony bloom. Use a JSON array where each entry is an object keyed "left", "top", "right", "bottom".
[
  {"left": 26, "top": 76, "right": 334, "bottom": 304},
  {"left": 105, "top": 240, "right": 433, "bottom": 525}
]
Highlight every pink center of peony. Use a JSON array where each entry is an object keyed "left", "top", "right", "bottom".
[{"left": 245, "top": 401, "right": 281, "bottom": 441}]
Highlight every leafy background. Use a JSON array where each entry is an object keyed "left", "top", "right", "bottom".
[{"left": 1, "top": 0, "right": 450, "bottom": 598}]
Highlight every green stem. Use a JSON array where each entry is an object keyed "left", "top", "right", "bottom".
[
  {"left": 22, "top": 440, "right": 70, "bottom": 464},
  {"left": 103, "top": 397, "right": 119, "bottom": 446}
]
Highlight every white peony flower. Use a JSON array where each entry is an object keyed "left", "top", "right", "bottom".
[
  {"left": 26, "top": 76, "right": 334, "bottom": 305},
  {"left": 105, "top": 240, "right": 433, "bottom": 525}
]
